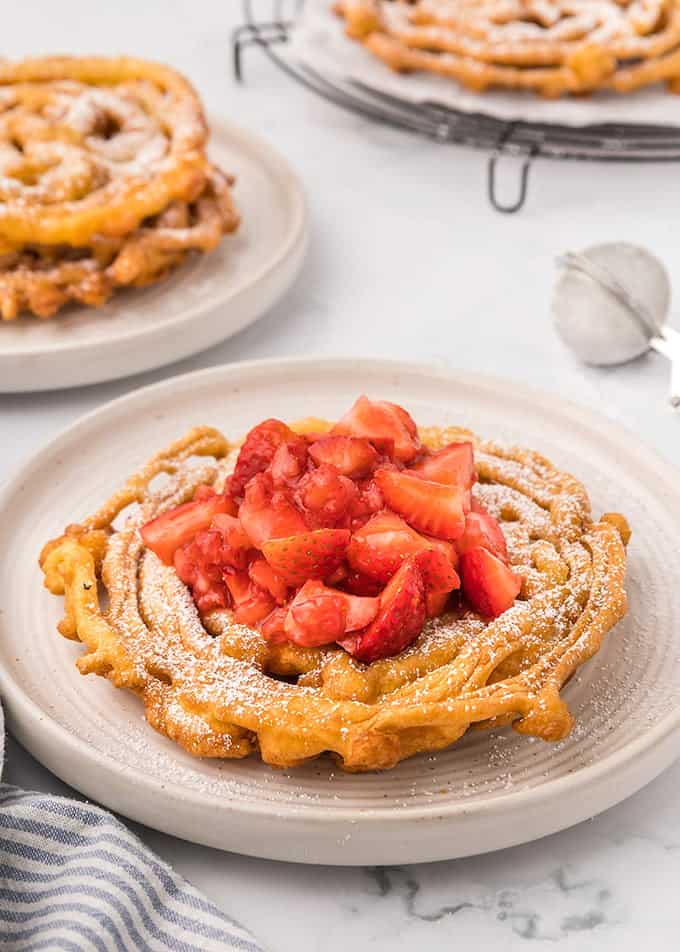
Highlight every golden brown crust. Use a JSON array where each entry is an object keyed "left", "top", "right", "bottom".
[
  {"left": 0, "top": 56, "right": 240, "bottom": 319},
  {"left": 39, "top": 422, "right": 629, "bottom": 772},
  {"left": 334, "top": 0, "right": 680, "bottom": 97},
  {"left": 0, "top": 56, "right": 209, "bottom": 247},
  {"left": 0, "top": 167, "right": 240, "bottom": 320}
]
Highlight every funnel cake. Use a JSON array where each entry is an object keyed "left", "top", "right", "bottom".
[
  {"left": 0, "top": 168, "right": 239, "bottom": 320},
  {"left": 335, "top": 0, "right": 680, "bottom": 97},
  {"left": 40, "top": 409, "right": 629, "bottom": 772},
  {"left": 0, "top": 56, "right": 240, "bottom": 318}
]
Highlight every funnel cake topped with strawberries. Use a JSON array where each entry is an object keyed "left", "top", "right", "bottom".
[{"left": 40, "top": 397, "right": 629, "bottom": 771}]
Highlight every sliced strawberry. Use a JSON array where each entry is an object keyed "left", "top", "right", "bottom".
[
  {"left": 308, "top": 436, "right": 379, "bottom": 478},
  {"left": 193, "top": 484, "right": 217, "bottom": 502},
  {"left": 459, "top": 546, "right": 522, "bottom": 619},
  {"left": 140, "top": 494, "right": 236, "bottom": 565},
  {"left": 230, "top": 419, "right": 300, "bottom": 497},
  {"left": 248, "top": 558, "right": 289, "bottom": 604},
  {"left": 282, "top": 580, "right": 379, "bottom": 647},
  {"left": 425, "top": 588, "right": 451, "bottom": 619},
  {"left": 173, "top": 542, "right": 231, "bottom": 615},
  {"left": 456, "top": 502, "right": 508, "bottom": 563},
  {"left": 348, "top": 511, "right": 458, "bottom": 587},
  {"left": 261, "top": 528, "right": 350, "bottom": 585},
  {"left": 238, "top": 474, "right": 306, "bottom": 547},
  {"left": 414, "top": 548, "right": 460, "bottom": 594},
  {"left": 173, "top": 543, "right": 198, "bottom": 587},
  {"left": 339, "top": 558, "right": 426, "bottom": 663},
  {"left": 210, "top": 513, "right": 253, "bottom": 569},
  {"left": 327, "top": 562, "right": 349, "bottom": 586},
  {"left": 284, "top": 580, "right": 348, "bottom": 646},
  {"left": 411, "top": 442, "right": 476, "bottom": 490},
  {"left": 342, "top": 590, "right": 380, "bottom": 631},
  {"left": 346, "top": 477, "right": 385, "bottom": 532},
  {"left": 343, "top": 569, "right": 384, "bottom": 597},
  {"left": 332, "top": 396, "right": 421, "bottom": 462},
  {"left": 269, "top": 439, "right": 308, "bottom": 488},
  {"left": 374, "top": 469, "right": 466, "bottom": 541},
  {"left": 195, "top": 585, "right": 230, "bottom": 615},
  {"left": 261, "top": 607, "right": 289, "bottom": 643},
  {"left": 357, "top": 477, "right": 384, "bottom": 512},
  {"left": 295, "top": 465, "right": 358, "bottom": 528},
  {"left": 225, "top": 572, "right": 276, "bottom": 626}
]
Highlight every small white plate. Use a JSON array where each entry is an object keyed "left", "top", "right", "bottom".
[
  {"left": 0, "top": 122, "right": 307, "bottom": 393},
  {"left": 1, "top": 358, "right": 679, "bottom": 866}
]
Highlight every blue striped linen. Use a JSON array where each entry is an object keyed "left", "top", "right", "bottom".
[{"left": 0, "top": 710, "right": 266, "bottom": 952}]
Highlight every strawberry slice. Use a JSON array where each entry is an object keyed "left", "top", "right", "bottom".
[
  {"left": 326, "top": 562, "right": 349, "bottom": 586},
  {"left": 411, "top": 442, "right": 476, "bottom": 490},
  {"left": 261, "top": 528, "right": 350, "bottom": 585},
  {"left": 346, "top": 477, "right": 385, "bottom": 532},
  {"left": 456, "top": 501, "right": 508, "bottom": 563},
  {"left": 348, "top": 511, "right": 458, "bottom": 588},
  {"left": 173, "top": 540, "right": 231, "bottom": 615},
  {"left": 195, "top": 586, "right": 230, "bottom": 615},
  {"left": 342, "top": 590, "right": 380, "bottom": 631},
  {"left": 140, "top": 493, "right": 236, "bottom": 565},
  {"left": 284, "top": 580, "right": 348, "bottom": 646},
  {"left": 295, "top": 465, "right": 358, "bottom": 528},
  {"left": 339, "top": 558, "right": 426, "bottom": 663},
  {"left": 425, "top": 588, "right": 451, "bottom": 619},
  {"left": 374, "top": 469, "right": 466, "bottom": 541},
  {"left": 308, "top": 436, "right": 379, "bottom": 477},
  {"left": 269, "top": 440, "right": 308, "bottom": 488},
  {"left": 282, "top": 580, "right": 379, "bottom": 647},
  {"left": 230, "top": 419, "right": 302, "bottom": 497},
  {"left": 209, "top": 513, "right": 254, "bottom": 569},
  {"left": 225, "top": 572, "right": 276, "bottom": 626},
  {"left": 248, "top": 558, "right": 289, "bottom": 604},
  {"left": 414, "top": 548, "right": 460, "bottom": 595},
  {"left": 459, "top": 546, "right": 522, "bottom": 618},
  {"left": 332, "top": 395, "right": 421, "bottom": 462},
  {"left": 343, "top": 569, "right": 384, "bottom": 597},
  {"left": 261, "top": 606, "right": 289, "bottom": 643},
  {"left": 238, "top": 474, "right": 306, "bottom": 547}
]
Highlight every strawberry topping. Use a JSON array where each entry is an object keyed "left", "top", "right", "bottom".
[
  {"left": 308, "top": 435, "right": 379, "bottom": 478},
  {"left": 281, "top": 580, "right": 380, "bottom": 647},
  {"left": 410, "top": 441, "right": 476, "bottom": 489},
  {"left": 332, "top": 395, "right": 421, "bottom": 462},
  {"left": 459, "top": 547, "right": 522, "bottom": 618},
  {"left": 140, "top": 493, "right": 236, "bottom": 565},
  {"left": 139, "top": 397, "right": 521, "bottom": 662},
  {"left": 456, "top": 499, "right": 509, "bottom": 563},
  {"left": 348, "top": 511, "right": 459, "bottom": 590},
  {"left": 230, "top": 419, "right": 304, "bottom": 497},
  {"left": 374, "top": 469, "right": 467, "bottom": 541},
  {"left": 261, "top": 528, "right": 350, "bottom": 585},
  {"left": 339, "top": 559, "right": 426, "bottom": 663}
]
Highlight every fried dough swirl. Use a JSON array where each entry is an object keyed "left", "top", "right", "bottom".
[{"left": 40, "top": 422, "right": 629, "bottom": 771}]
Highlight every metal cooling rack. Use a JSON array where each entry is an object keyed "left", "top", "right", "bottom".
[{"left": 233, "top": 0, "right": 680, "bottom": 212}]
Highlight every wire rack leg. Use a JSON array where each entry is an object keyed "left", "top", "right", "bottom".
[
  {"left": 232, "top": 22, "right": 290, "bottom": 82},
  {"left": 487, "top": 123, "right": 540, "bottom": 215}
]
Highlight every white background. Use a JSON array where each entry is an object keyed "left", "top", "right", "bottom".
[{"left": 3, "top": 2, "right": 680, "bottom": 949}]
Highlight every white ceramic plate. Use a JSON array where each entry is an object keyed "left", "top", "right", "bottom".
[
  {"left": 0, "top": 122, "right": 307, "bottom": 393},
  {"left": 1, "top": 358, "right": 679, "bottom": 866}
]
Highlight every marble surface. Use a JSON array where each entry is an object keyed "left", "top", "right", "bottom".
[{"left": 3, "top": 2, "right": 680, "bottom": 949}]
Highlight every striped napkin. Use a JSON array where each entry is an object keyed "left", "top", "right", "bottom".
[{"left": 0, "top": 708, "right": 265, "bottom": 952}]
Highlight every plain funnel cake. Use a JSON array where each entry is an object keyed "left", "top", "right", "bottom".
[
  {"left": 334, "top": 0, "right": 680, "bottom": 98},
  {"left": 0, "top": 56, "right": 240, "bottom": 319},
  {"left": 40, "top": 398, "right": 629, "bottom": 772}
]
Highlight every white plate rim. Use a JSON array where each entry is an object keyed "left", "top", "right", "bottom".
[{"left": 1, "top": 357, "right": 679, "bottom": 829}]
